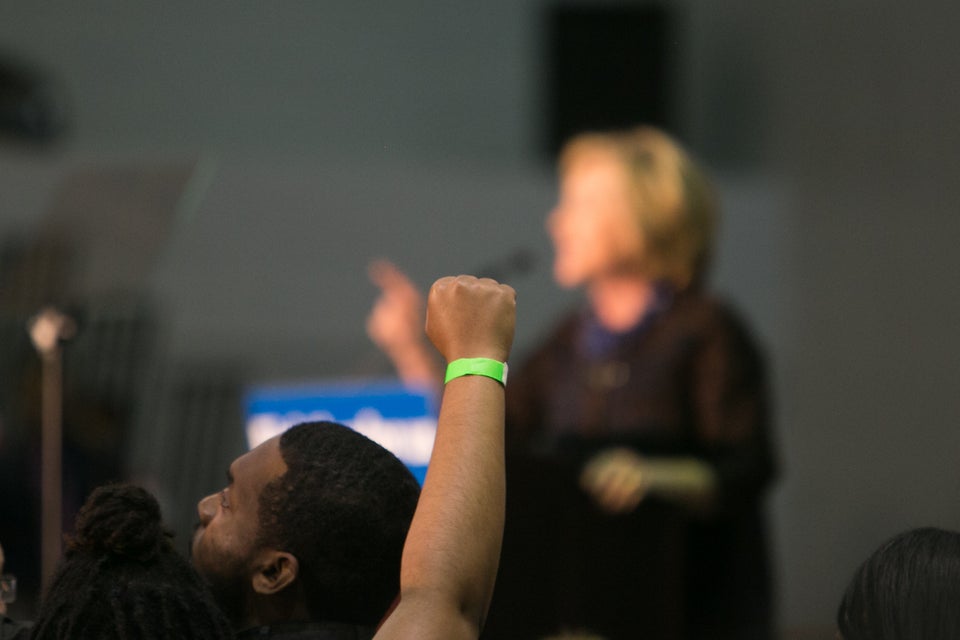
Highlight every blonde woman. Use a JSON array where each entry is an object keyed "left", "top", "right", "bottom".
[{"left": 368, "top": 127, "right": 776, "bottom": 639}]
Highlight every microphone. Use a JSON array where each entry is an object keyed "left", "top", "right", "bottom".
[{"left": 477, "top": 248, "right": 538, "bottom": 282}]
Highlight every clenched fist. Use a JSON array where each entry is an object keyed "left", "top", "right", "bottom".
[{"left": 425, "top": 276, "right": 516, "bottom": 364}]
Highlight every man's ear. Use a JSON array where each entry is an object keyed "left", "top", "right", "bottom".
[{"left": 251, "top": 550, "right": 299, "bottom": 595}]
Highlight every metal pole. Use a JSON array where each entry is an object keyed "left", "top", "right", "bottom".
[{"left": 28, "top": 308, "right": 74, "bottom": 593}]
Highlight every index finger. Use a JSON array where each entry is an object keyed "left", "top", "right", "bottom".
[{"left": 368, "top": 260, "right": 416, "bottom": 292}]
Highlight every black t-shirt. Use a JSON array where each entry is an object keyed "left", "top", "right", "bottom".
[{"left": 236, "top": 622, "right": 375, "bottom": 640}]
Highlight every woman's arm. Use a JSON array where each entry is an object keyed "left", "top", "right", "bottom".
[{"left": 367, "top": 260, "right": 444, "bottom": 387}]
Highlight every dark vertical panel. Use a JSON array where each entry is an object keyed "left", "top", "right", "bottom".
[{"left": 544, "top": 3, "right": 678, "bottom": 155}]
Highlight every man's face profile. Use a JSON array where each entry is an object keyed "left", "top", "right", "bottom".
[{"left": 192, "top": 435, "right": 288, "bottom": 622}]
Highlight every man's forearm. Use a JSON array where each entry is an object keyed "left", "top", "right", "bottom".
[
  {"left": 376, "top": 275, "right": 514, "bottom": 640},
  {"left": 396, "top": 374, "right": 505, "bottom": 628}
]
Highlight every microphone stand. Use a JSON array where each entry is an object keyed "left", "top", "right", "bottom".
[{"left": 28, "top": 307, "right": 75, "bottom": 592}]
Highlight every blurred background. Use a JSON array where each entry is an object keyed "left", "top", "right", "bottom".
[{"left": 0, "top": 1, "right": 958, "bottom": 637}]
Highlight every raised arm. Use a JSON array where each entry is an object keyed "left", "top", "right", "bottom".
[{"left": 375, "top": 275, "right": 516, "bottom": 640}]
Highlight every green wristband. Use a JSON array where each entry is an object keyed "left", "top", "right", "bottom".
[{"left": 444, "top": 357, "right": 508, "bottom": 386}]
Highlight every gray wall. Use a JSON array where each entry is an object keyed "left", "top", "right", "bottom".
[{"left": 2, "top": 1, "right": 959, "bottom": 634}]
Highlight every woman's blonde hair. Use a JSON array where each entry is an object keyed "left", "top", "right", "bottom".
[{"left": 558, "top": 126, "right": 717, "bottom": 289}]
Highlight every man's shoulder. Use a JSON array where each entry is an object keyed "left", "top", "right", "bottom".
[{"left": 236, "top": 621, "right": 376, "bottom": 640}]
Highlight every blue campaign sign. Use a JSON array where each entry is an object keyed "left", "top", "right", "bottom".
[{"left": 245, "top": 379, "right": 438, "bottom": 485}]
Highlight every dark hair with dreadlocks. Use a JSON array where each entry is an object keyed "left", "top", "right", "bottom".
[
  {"left": 30, "top": 483, "right": 233, "bottom": 640},
  {"left": 837, "top": 527, "right": 960, "bottom": 640},
  {"left": 257, "top": 421, "right": 421, "bottom": 625}
]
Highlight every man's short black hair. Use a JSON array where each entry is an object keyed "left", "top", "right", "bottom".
[
  {"left": 31, "top": 483, "right": 233, "bottom": 640},
  {"left": 838, "top": 527, "right": 960, "bottom": 640},
  {"left": 257, "top": 421, "right": 422, "bottom": 625}
]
